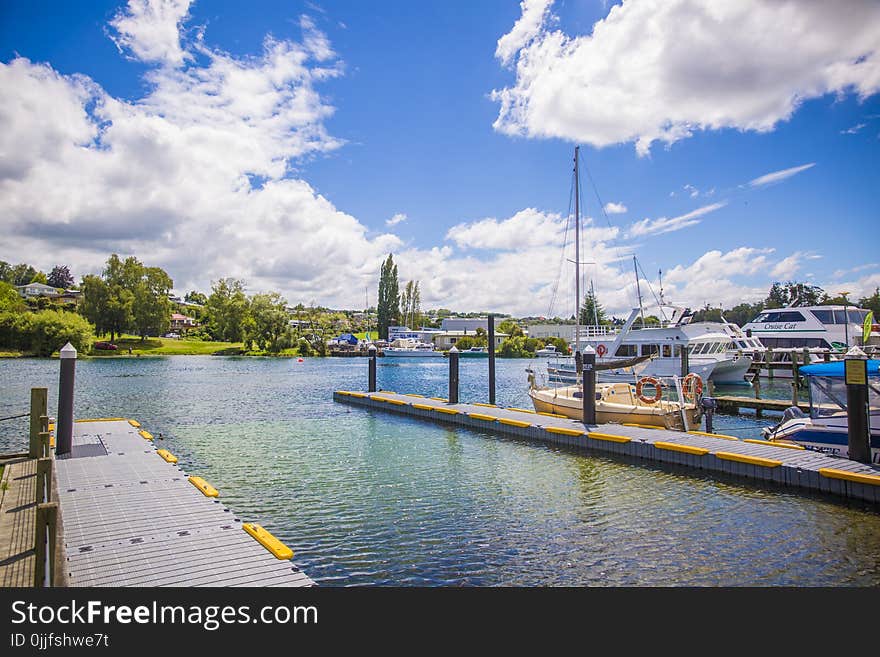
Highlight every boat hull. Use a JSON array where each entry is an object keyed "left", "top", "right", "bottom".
[{"left": 382, "top": 350, "right": 444, "bottom": 357}]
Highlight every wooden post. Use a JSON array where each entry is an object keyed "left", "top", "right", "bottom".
[
  {"left": 844, "top": 348, "right": 871, "bottom": 463},
  {"left": 707, "top": 379, "right": 715, "bottom": 397},
  {"left": 33, "top": 502, "right": 58, "bottom": 587},
  {"left": 680, "top": 344, "right": 689, "bottom": 377},
  {"left": 767, "top": 347, "right": 774, "bottom": 379},
  {"left": 791, "top": 351, "right": 800, "bottom": 406},
  {"left": 35, "top": 457, "right": 53, "bottom": 504},
  {"left": 38, "top": 431, "right": 50, "bottom": 459},
  {"left": 29, "top": 388, "right": 48, "bottom": 459}
]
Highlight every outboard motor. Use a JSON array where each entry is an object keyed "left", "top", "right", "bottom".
[
  {"left": 761, "top": 405, "right": 806, "bottom": 439},
  {"left": 700, "top": 396, "right": 717, "bottom": 433}
]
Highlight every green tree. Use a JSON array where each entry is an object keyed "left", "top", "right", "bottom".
[
  {"left": 858, "top": 287, "right": 880, "bottom": 316},
  {"left": 377, "top": 254, "right": 400, "bottom": 340},
  {"left": 400, "top": 280, "right": 421, "bottom": 328},
  {"left": 206, "top": 278, "right": 250, "bottom": 342},
  {"left": 30, "top": 271, "right": 48, "bottom": 284},
  {"left": 184, "top": 290, "right": 208, "bottom": 305},
  {"left": 132, "top": 267, "right": 174, "bottom": 340},
  {"left": 9, "top": 263, "right": 40, "bottom": 286},
  {"left": 47, "top": 265, "right": 74, "bottom": 289},
  {"left": 765, "top": 281, "right": 826, "bottom": 308},
  {"left": 497, "top": 319, "right": 523, "bottom": 338},
  {"left": 0, "top": 309, "right": 93, "bottom": 356},
  {"left": 246, "top": 292, "right": 289, "bottom": 352},
  {"left": 0, "top": 281, "right": 25, "bottom": 313},
  {"left": 579, "top": 289, "right": 608, "bottom": 325}
]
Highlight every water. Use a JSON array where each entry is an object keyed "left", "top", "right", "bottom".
[{"left": 2, "top": 356, "right": 878, "bottom": 586}]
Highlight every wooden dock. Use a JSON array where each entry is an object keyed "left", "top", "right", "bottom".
[
  {"left": 712, "top": 395, "right": 809, "bottom": 416},
  {"left": 0, "top": 457, "right": 38, "bottom": 586},
  {"left": 53, "top": 419, "right": 315, "bottom": 587},
  {"left": 334, "top": 390, "right": 880, "bottom": 505}
]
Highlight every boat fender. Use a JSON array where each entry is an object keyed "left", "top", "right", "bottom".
[
  {"left": 635, "top": 377, "right": 663, "bottom": 405},
  {"left": 681, "top": 373, "right": 704, "bottom": 401}
]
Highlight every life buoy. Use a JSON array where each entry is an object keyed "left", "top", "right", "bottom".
[
  {"left": 681, "top": 373, "right": 704, "bottom": 401},
  {"left": 596, "top": 344, "right": 608, "bottom": 357},
  {"left": 636, "top": 376, "right": 663, "bottom": 405}
]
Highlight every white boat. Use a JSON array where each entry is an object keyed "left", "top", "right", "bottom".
[
  {"left": 382, "top": 338, "right": 444, "bottom": 357},
  {"left": 535, "top": 345, "right": 563, "bottom": 357},
  {"left": 761, "top": 357, "right": 880, "bottom": 463}
]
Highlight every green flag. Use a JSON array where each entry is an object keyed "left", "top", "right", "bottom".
[{"left": 865, "top": 311, "right": 874, "bottom": 344}]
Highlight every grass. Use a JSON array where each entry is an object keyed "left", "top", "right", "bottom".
[
  {"left": 0, "top": 350, "right": 23, "bottom": 358},
  {"left": 91, "top": 335, "right": 247, "bottom": 356}
]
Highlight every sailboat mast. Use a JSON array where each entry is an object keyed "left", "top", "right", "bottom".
[
  {"left": 634, "top": 255, "right": 645, "bottom": 328},
  {"left": 574, "top": 146, "right": 581, "bottom": 355}
]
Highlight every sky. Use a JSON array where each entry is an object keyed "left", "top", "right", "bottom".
[{"left": 1, "top": 0, "right": 878, "bottom": 319}]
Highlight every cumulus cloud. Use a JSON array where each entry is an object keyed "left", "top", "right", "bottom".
[
  {"left": 748, "top": 163, "right": 815, "bottom": 188},
  {"left": 603, "top": 202, "right": 627, "bottom": 214},
  {"left": 386, "top": 213, "right": 407, "bottom": 226},
  {"left": 627, "top": 202, "right": 726, "bottom": 238},
  {"left": 492, "top": 0, "right": 880, "bottom": 155},
  {"left": 109, "top": 0, "right": 193, "bottom": 67}
]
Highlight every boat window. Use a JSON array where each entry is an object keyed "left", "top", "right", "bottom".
[
  {"left": 673, "top": 345, "right": 682, "bottom": 357},
  {"left": 849, "top": 310, "right": 868, "bottom": 324},
  {"left": 710, "top": 343, "right": 722, "bottom": 354},
  {"left": 812, "top": 309, "right": 834, "bottom": 325},
  {"left": 641, "top": 344, "right": 660, "bottom": 356},
  {"left": 761, "top": 337, "right": 829, "bottom": 349},
  {"left": 615, "top": 344, "right": 637, "bottom": 357},
  {"left": 662, "top": 345, "right": 672, "bottom": 358},
  {"left": 753, "top": 311, "right": 807, "bottom": 323},
  {"left": 833, "top": 310, "right": 847, "bottom": 324}
]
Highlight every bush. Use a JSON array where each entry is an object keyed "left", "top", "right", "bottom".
[{"left": 0, "top": 309, "right": 94, "bottom": 356}]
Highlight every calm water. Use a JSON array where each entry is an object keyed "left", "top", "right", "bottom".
[{"left": 2, "top": 356, "right": 878, "bottom": 586}]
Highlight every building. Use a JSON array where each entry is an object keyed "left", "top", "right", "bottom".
[
  {"left": 15, "top": 282, "right": 61, "bottom": 298},
  {"left": 439, "top": 317, "right": 493, "bottom": 332},
  {"left": 432, "top": 331, "right": 507, "bottom": 351},
  {"left": 170, "top": 313, "right": 198, "bottom": 333},
  {"left": 388, "top": 326, "right": 444, "bottom": 343}
]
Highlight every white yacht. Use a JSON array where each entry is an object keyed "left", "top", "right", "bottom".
[{"left": 382, "top": 338, "right": 444, "bottom": 357}]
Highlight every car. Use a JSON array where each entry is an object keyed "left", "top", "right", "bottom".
[
  {"left": 163, "top": 332, "right": 180, "bottom": 339},
  {"left": 94, "top": 341, "right": 118, "bottom": 350}
]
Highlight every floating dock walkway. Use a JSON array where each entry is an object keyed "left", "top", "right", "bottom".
[
  {"left": 54, "top": 419, "right": 314, "bottom": 587},
  {"left": 334, "top": 390, "right": 880, "bottom": 506}
]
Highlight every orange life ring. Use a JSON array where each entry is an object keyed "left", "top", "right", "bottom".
[
  {"left": 596, "top": 344, "right": 607, "bottom": 357},
  {"left": 636, "top": 377, "right": 663, "bottom": 405},
  {"left": 682, "top": 373, "right": 704, "bottom": 401}
]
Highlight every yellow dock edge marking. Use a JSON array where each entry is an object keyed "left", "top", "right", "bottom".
[
  {"left": 507, "top": 407, "right": 536, "bottom": 414},
  {"left": 654, "top": 441, "right": 709, "bottom": 456},
  {"left": 588, "top": 432, "right": 632, "bottom": 444},
  {"left": 243, "top": 523, "right": 294, "bottom": 559},
  {"left": 188, "top": 476, "right": 219, "bottom": 497},
  {"left": 403, "top": 393, "right": 426, "bottom": 398},
  {"left": 715, "top": 451, "right": 781, "bottom": 468},
  {"left": 429, "top": 397, "right": 448, "bottom": 402},
  {"left": 623, "top": 423, "right": 662, "bottom": 430},
  {"left": 138, "top": 430, "right": 154, "bottom": 441},
  {"left": 468, "top": 413, "right": 498, "bottom": 421},
  {"left": 435, "top": 407, "right": 460, "bottom": 415},
  {"left": 348, "top": 392, "right": 366, "bottom": 398},
  {"left": 335, "top": 390, "right": 351, "bottom": 396},
  {"left": 412, "top": 403, "right": 435, "bottom": 411},
  {"left": 128, "top": 419, "right": 141, "bottom": 427},
  {"left": 742, "top": 438, "right": 804, "bottom": 450},
  {"left": 546, "top": 426, "right": 586, "bottom": 437},
  {"left": 472, "top": 402, "right": 497, "bottom": 408},
  {"left": 384, "top": 399, "right": 407, "bottom": 405},
  {"left": 819, "top": 468, "right": 880, "bottom": 486},
  {"left": 156, "top": 449, "right": 178, "bottom": 464},
  {"left": 378, "top": 390, "right": 396, "bottom": 394},
  {"left": 537, "top": 411, "right": 569, "bottom": 419},
  {"left": 48, "top": 423, "right": 54, "bottom": 431},
  {"left": 499, "top": 418, "right": 532, "bottom": 428},
  {"left": 75, "top": 417, "right": 127, "bottom": 423},
  {"left": 688, "top": 430, "right": 738, "bottom": 441}
]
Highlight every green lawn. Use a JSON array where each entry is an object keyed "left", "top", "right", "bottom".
[{"left": 92, "top": 336, "right": 247, "bottom": 356}]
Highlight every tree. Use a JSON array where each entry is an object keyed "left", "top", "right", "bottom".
[
  {"left": 184, "top": 290, "right": 208, "bottom": 305},
  {"left": 47, "top": 265, "right": 74, "bottom": 289},
  {"left": 497, "top": 319, "right": 523, "bottom": 338},
  {"left": 765, "top": 281, "right": 825, "bottom": 308},
  {"left": 246, "top": 292, "right": 289, "bottom": 352},
  {"left": 579, "top": 289, "right": 608, "bottom": 326},
  {"left": 206, "top": 278, "right": 250, "bottom": 342},
  {"left": 9, "top": 263, "right": 40, "bottom": 286},
  {"left": 858, "top": 287, "right": 880, "bottom": 316},
  {"left": 0, "top": 281, "right": 25, "bottom": 312},
  {"left": 132, "top": 267, "right": 174, "bottom": 340},
  {"left": 30, "top": 271, "right": 48, "bottom": 284},
  {"left": 377, "top": 254, "right": 400, "bottom": 340},
  {"left": 400, "top": 280, "right": 421, "bottom": 328}
]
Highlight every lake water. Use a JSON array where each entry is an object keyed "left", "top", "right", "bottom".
[{"left": 2, "top": 355, "right": 878, "bottom": 586}]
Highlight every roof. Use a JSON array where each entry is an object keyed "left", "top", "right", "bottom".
[
  {"left": 800, "top": 360, "right": 880, "bottom": 377},
  {"left": 16, "top": 282, "right": 58, "bottom": 292}
]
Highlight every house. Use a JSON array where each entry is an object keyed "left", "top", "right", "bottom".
[
  {"left": 432, "top": 330, "right": 507, "bottom": 351},
  {"left": 170, "top": 313, "right": 198, "bottom": 333},
  {"left": 15, "top": 282, "right": 61, "bottom": 298},
  {"left": 440, "top": 317, "right": 492, "bottom": 332}
]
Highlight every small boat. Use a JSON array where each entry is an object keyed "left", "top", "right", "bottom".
[
  {"left": 535, "top": 345, "right": 563, "bottom": 357},
  {"left": 457, "top": 346, "right": 490, "bottom": 358},
  {"left": 382, "top": 338, "right": 444, "bottom": 357},
  {"left": 762, "top": 356, "right": 880, "bottom": 462},
  {"left": 528, "top": 371, "right": 704, "bottom": 431}
]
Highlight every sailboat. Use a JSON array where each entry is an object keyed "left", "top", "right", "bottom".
[{"left": 527, "top": 146, "right": 703, "bottom": 431}]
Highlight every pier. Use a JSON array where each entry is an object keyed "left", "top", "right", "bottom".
[
  {"left": 334, "top": 390, "right": 880, "bottom": 505},
  {"left": 711, "top": 395, "right": 809, "bottom": 416}
]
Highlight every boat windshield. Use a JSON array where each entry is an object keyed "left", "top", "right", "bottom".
[{"left": 809, "top": 375, "right": 880, "bottom": 420}]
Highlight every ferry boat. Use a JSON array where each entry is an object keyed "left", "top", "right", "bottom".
[{"left": 762, "top": 357, "right": 880, "bottom": 463}]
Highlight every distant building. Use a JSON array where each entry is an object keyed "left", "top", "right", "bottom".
[
  {"left": 388, "top": 326, "right": 444, "bottom": 343},
  {"left": 433, "top": 330, "right": 507, "bottom": 351},
  {"left": 170, "top": 313, "right": 198, "bottom": 333},
  {"left": 526, "top": 324, "right": 575, "bottom": 341},
  {"left": 15, "top": 282, "right": 61, "bottom": 298},
  {"left": 439, "top": 317, "right": 492, "bottom": 332}
]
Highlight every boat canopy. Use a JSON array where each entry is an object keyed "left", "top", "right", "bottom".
[{"left": 799, "top": 360, "right": 880, "bottom": 378}]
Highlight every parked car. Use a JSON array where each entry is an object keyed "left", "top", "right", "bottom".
[
  {"left": 94, "top": 341, "right": 118, "bottom": 350},
  {"left": 163, "top": 332, "right": 180, "bottom": 339}
]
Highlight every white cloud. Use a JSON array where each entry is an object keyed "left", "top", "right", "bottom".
[
  {"left": 683, "top": 184, "right": 699, "bottom": 198},
  {"left": 841, "top": 123, "right": 866, "bottom": 135},
  {"left": 627, "top": 202, "right": 727, "bottom": 238},
  {"left": 492, "top": 0, "right": 880, "bottom": 155},
  {"left": 109, "top": 0, "right": 193, "bottom": 67},
  {"left": 603, "top": 202, "right": 627, "bottom": 214},
  {"left": 748, "top": 163, "right": 816, "bottom": 188},
  {"left": 386, "top": 213, "right": 407, "bottom": 226}
]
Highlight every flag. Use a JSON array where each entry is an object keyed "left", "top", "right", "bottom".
[{"left": 865, "top": 311, "right": 874, "bottom": 344}]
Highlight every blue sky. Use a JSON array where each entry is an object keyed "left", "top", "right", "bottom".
[{"left": 1, "top": 0, "right": 878, "bottom": 317}]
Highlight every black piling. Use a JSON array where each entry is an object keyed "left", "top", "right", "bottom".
[
  {"left": 488, "top": 314, "right": 496, "bottom": 405},
  {"left": 368, "top": 344, "right": 377, "bottom": 393},
  {"left": 680, "top": 344, "right": 690, "bottom": 377},
  {"left": 582, "top": 346, "right": 596, "bottom": 425},
  {"left": 55, "top": 342, "right": 76, "bottom": 456},
  {"left": 844, "top": 349, "right": 871, "bottom": 463},
  {"left": 448, "top": 346, "right": 460, "bottom": 404}
]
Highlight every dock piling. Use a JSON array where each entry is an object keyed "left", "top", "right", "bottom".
[
  {"left": 56, "top": 342, "right": 76, "bottom": 456},
  {"left": 582, "top": 345, "right": 596, "bottom": 425},
  {"left": 28, "top": 388, "right": 48, "bottom": 459},
  {"left": 791, "top": 350, "right": 800, "bottom": 406},
  {"left": 844, "top": 347, "right": 871, "bottom": 463},
  {"left": 488, "top": 314, "right": 496, "bottom": 405},
  {"left": 680, "top": 344, "right": 689, "bottom": 377},
  {"left": 368, "top": 344, "right": 377, "bottom": 392},
  {"left": 448, "top": 346, "right": 459, "bottom": 404}
]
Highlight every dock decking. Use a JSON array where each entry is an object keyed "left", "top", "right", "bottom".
[
  {"left": 54, "top": 419, "right": 315, "bottom": 587},
  {"left": 0, "top": 457, "right": 37, "bottom": 586},
  {"left": 334, "top": 390, "right": 880, "bottom": 505}
]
